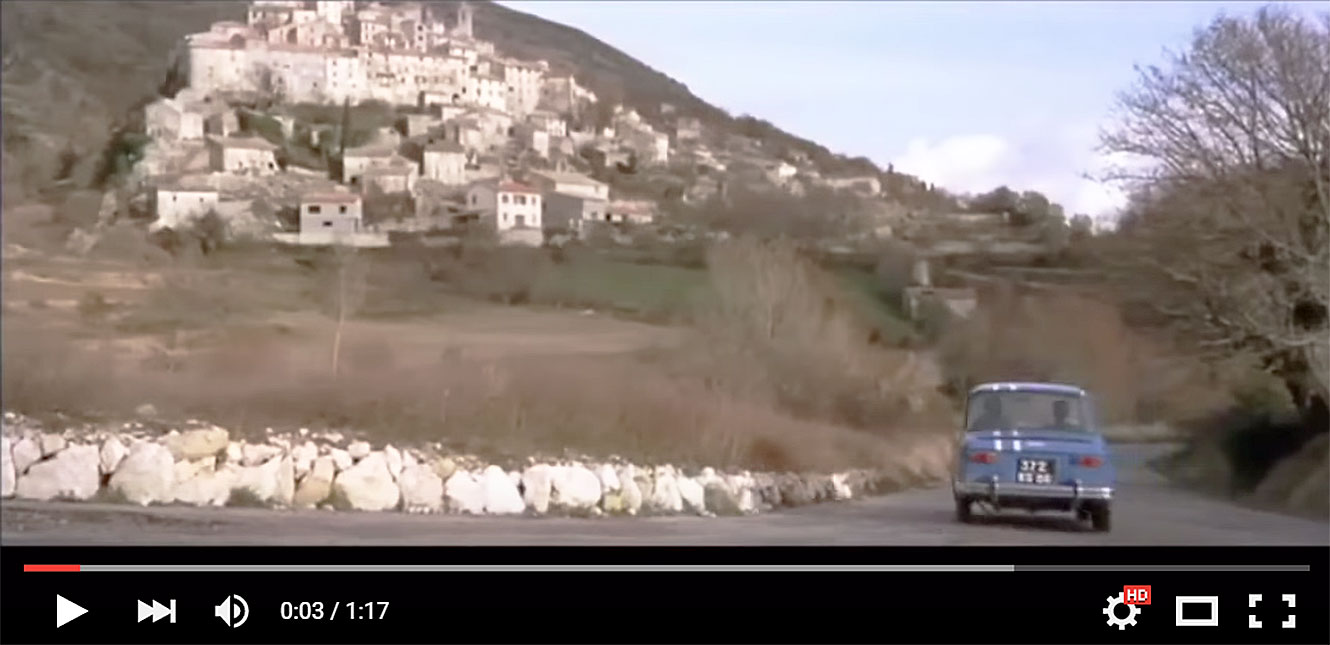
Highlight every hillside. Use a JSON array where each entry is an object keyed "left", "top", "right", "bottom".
[{"left": 0, "top": 0, "right": 883, "bottom": 207}]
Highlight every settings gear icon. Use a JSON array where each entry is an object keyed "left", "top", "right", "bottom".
[{"left": 1103, "top": 592, "right": 1141, "bottom": 630}]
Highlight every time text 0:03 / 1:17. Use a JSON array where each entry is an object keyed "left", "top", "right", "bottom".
[{"left": 279, "top": 601, "right": 389, "bottom": 620}]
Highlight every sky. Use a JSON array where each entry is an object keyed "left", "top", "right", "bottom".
[{"left": 499, "top": 0, "right": 1299, "bottom": 223}]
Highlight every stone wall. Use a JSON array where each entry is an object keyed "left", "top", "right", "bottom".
[{"left": 0, "top": 412, "right": 954, "bottom": 518}]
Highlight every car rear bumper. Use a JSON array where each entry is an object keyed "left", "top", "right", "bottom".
[{"left": 953, "top": 479, "right": 1113, "bottom": 501}]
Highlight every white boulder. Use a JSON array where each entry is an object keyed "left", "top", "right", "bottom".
[
  {"left": 331, "top": 452, "right": 400, "bottom": 511},
  {"left": 40, "top": 433, "right": 68, "bottom": 456},
  {"left": 551, "top": 465, "right": 602, "bottom": 510},
  {"left": 444, "top": 470, "right": 485, "bottom": 514},
  {"left": 647, "top": 468, "right": 684, "bottom": 513},
  {"left": 397, "top": 464, "right": 444, "bottom": 513},
  {"left": 15, "top": 444, "right": 100, "bottom": 501},
  {"left": 231, "top": 455, "right": 295, "bottom": 506},
  {"left": 481, "top": 465, "right": 525, "bottom": 514},
  {"left": 384, "top": 445, "right": 403, "bottom": 480},
  {"left": 12, "top": 437, "right": 42, "bottom": 475},
  {"left": 291, "top": 441, "right": 319, "bottom": 479},
  {"left": 99, "top": 436, "right": 128, "bottom": 475},
  {"left": 241, "top": 442, "right": 282, "bottom": 467},
  {"left": 678, "top": 476, "right": 711, "bottom": 516},
  {"left": 347, "top": 440, "right": 372, "bottom": 460},
  {"left": 595, "top": 464, "right": 621, "bottom": 493},
  {"left": 109, "top": 442, "right": 176, "bottom": 505},
  {"left": 293, "top": 456, "right": 337, "bottom": 508},
  {"left": 1, "top": 436, "right": 15, "bottom": 498},
  {"left": 174, "top": 461, "right": 236, "bottom": 507},
  {"left": 616, "top": 465, "right": 643, "bottom": 515},
  {"left": 521, "top": 464, "right": 553, "bottom": 514},
  {"left": 330, "top": 448, "right": 354, "bottom": 472},
  {"left": 163, "top": 427, "right": 229, "bottom": 461}
]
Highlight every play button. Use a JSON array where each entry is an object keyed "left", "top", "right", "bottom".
[{"left": 56, "top": 595, "right": 88, "bottom": 628}]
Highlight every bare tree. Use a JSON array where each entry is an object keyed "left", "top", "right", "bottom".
[{"left": 1098, "top": 6, "right": 1330, "bottom": 427}]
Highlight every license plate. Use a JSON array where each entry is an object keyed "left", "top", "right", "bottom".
[{"left": 1016, "top": 458, "right": 1055, "bottom": 484}]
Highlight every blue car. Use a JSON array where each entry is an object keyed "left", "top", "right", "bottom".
[{"left": 951, "top": 381, "right": 1116, "bottom": 531}]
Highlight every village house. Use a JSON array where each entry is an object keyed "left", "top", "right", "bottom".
[
  {"left": 360, "top": 154, "right": 419, "bottom": 195},
  {"left": 529, "top": 170, "right": 608, "bottom": 202},
  {"left": 341, "top": 144, "right": 396, "bottom": 185},
  {"left": 297, "top": 191, "right": 364, "bottom": 244},
  {"left": 525, "top": 110, "right": 567, "bottom": 138},
  {"left": 208, "top": 135, "right": 280, "bottom": 175},
  {"left": 150, "top": 176, "right": 221, "bottom": 231},
  {"left": 542, "top": 191, "right": 607, "bottom": 234},
  {"left": 825, "top": 174, "right": 882, "bottom": 196},
  {"left": 204, "top": 110, "right": 241, "bottom": 137},
  {"left": 512, "top": 124, "right": 550, "bottom": 158},
  {"left": 445, "top": 117, "right": 486, "bottom": 152},
  {"left": 404, "top": 112, "right": 443, "bottom": 137},
  {"left": 465, "top": 178, "right": 543, "bottom": 233},
  {"left": 464, "top": 107, "right": 515, "bottom": 149},
  {"left": 605, "top": 199, "right": 657, "bottom": 226},
  {"left": 538, "top": 74, "right": 596, "bottom": 116},
  {"left": 145, "top": 97, "right": 206, "bottom": 142},
  {"left": 422, "top": 140, "right": 467, "bottom": 185}
]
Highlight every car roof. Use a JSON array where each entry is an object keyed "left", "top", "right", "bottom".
[{"left": 968, "top": 381, "right": 1087, "bottom": 396}]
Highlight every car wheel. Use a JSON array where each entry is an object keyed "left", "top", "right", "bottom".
[
  {"left": 1089, "top": 504, "right": 1111, "bottom": 532},
  {"left": 955, "top": 497, "right": 973, "bottom": 523}
]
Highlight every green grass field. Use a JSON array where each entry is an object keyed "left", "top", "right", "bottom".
[{"left": 532, "top": 256, "right": 712, "bottom": 323}]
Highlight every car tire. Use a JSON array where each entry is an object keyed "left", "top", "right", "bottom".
[
  {"left": 955, "top": 497, "right": 973, "bottom": 523},
  {"left": 1090, "top": 504, "right": 1111, "bottom": 532}
]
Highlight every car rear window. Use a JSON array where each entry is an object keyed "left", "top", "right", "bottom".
[{"left": 965, "top": 390, "right": 1088, "bottom": 432}]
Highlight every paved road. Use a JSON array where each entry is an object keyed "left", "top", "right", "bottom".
[{"left": 2, "top": 444, "right": 1325, "bottom": 545}]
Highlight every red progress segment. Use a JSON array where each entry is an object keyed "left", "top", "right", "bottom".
[{"left": 24, "top": 564, "right": 81, "bottom": 572}]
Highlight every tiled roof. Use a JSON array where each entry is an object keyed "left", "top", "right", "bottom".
[
  {"left": 302, "top": 192, "right": 362, "bottom": 204},
  {"left": 497, "top": 181, "right": 540, "bottom": 194}
]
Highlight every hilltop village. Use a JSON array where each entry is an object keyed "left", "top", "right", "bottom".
[{"left": 127, "top": 0, "right": 928, "bottom": 250}]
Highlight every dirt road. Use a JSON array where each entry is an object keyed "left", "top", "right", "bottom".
[{"left": 3, "top": 445, "right": 1325, "bottom": 545}]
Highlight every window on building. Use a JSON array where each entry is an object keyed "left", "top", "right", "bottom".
[
  {"left": 515, "top": 195, "right": 526, "bottom": 205},
  {"left": 501, "top": 194, "right": 509, "bottom": 204},
  {"left": 308, "top": 205, "right": 322, "bottom": 214},
  {"left": 339, "top": 205, "right": 348, "bottom": 214},
  {"left": 323, "top": 220, "right": 333, "bottom": 227},
  {"left": 471, "top": 194, "right": 477, "bottom": 205}
]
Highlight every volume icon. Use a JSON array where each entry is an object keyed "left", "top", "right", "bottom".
[
  {"left": 214, "top": 594, "right": 249, "bottom": 628},
  {"left": 137, "top": 599, "right": 176, "bottom": 623}
]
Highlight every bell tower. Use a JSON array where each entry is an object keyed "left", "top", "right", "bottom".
[{"left": 456, "top": 2, "right": 474, "bottom": 39}]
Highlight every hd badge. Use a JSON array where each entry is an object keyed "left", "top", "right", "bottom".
[{"left": 1104, "top": 585, "right": 1151, "bottom": 630}]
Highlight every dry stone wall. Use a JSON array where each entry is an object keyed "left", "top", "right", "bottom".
[{"left": 1, "top": 412, "right": 954, "bottom": 517}]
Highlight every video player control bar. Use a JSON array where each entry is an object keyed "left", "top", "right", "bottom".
[{"left": 24, "top": 563, "right": 1311, "bottom": 572}]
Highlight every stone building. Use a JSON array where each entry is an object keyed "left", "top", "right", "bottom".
[
  {"left": 465, "top": 178, "right": 543, "bottom": 233},
  {"left": 151, "top": 176, "right": 220, "bottom": 231},
  {"left": 422, "top": 140, "right": 467, "bottom": 185},
  {"left": 145, "top": 97, "right": 206, "bottom": 142},
  {"left": 528, "top": 170, "right": 607, "bottom": 202},
  {"left": 208, "top": 135, "right": 280, "bottom": 174}
]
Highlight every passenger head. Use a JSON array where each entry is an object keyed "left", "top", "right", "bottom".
[{"left": 1052, "top": 399, "right": 1069, "bottom": 424}]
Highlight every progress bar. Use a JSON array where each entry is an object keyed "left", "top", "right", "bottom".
[{"left": 24, "top": 564, "right": 1310, "bottom": 573}]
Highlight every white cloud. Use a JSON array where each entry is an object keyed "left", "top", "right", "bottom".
[{"left": 890, "top": 128, "right": 1130, "bottom": 220}]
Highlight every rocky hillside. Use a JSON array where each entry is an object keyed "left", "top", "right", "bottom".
[{"left": 1, "top": 0, "right": 883, "bottom": 207}]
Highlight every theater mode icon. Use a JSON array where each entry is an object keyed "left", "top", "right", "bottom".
[{"left": 1175, "top": 595, "right": 1219, "bottom": 627}]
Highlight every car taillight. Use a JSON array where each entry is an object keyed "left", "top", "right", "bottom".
[
  {"left": 969, "top": 452, "right": 998, "bottom": 464},
  {"left": 1078, "top": 456, "right": 1103, "bottom": 468}
]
